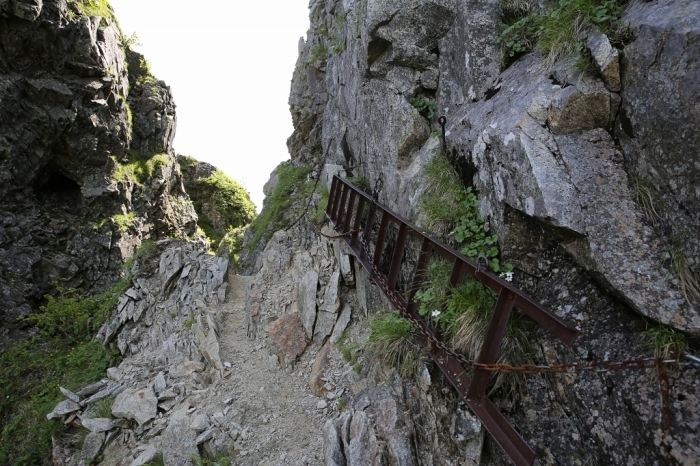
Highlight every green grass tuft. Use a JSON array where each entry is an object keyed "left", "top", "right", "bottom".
[
  {"left": 367, "top": 311, "right": 423, "bottom": 376},
  {"left": 642, "top": 324, "right": 688, "bottom": 360},
  {"left": 498, "top": 0, "right": 629, "bottom": 69}
]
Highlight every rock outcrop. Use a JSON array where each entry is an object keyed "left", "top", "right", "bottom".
[{"left": 0, "top": 0, "right": 197, "bottom": 330}]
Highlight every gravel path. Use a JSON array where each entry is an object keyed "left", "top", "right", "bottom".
[{"left": 205, "top": 274, "right": 328, "bottom": 465}]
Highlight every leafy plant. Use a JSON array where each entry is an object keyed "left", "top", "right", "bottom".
[
  {"left": 184, "top": 318, "right": 196, "bottom": 329},
  {"left": 409, "top": 96, "right": 437, "bottom": 120},
  {"left": 642, "top": 324, "right": 688, "bottom": 360}
]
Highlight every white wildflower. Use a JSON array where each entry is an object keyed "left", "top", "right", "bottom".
[
  {"left": 431, "top": 310, "right": 441, "bottom": 318},
  {"left": 500, "top": 271, "right": 514, "bottom": 282}
]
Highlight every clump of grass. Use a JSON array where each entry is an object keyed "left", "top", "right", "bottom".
[
  {"left": 367, "top": 311, "right": 423, "bottom": 376},
  {"left": 670, "top": 246, "right": 700, "bottom": 306},
  {"left": 630, "top": 176, "right": 660, "bottom": 226},
  {"left": 642, "top": 324, "right": 688, "bottom": 360},
  {"left": 88, "top": 396, "right": 115, "bottom": 419},
  {"left": 184, "top": 318, "right": 196, "bottom": 329},
  {"left": 420, "top": 154, "right": 511, "bottom": 272},
  {"left": 498, "top": 0, "right": 629, "bottom": 69},
  {"left": 245, "top": 162, "right": 313, "bottom": 252}
]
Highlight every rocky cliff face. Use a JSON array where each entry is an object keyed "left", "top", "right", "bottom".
[
  {"left": 0, "top": 0, "right": 197, "bottom": 331},
  {"left": 33, "top": 0, "right": 700, "bottom": 465},
  {"left": 280, "top": 0, "right": 700, "bottom": 463}
]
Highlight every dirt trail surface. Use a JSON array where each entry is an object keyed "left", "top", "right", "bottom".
[{"left": 209, "top": 274, "right": 327, "bottom": 465}]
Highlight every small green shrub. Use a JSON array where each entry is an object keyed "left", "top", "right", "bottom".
[
  {"left": 217, "top": 226, "right": 247, "bottom": 269},
  {"left": 367, "top": 311, "right": 423, "bottom": 376},
  {"left": 184, "top": 318, "right": 196, "bottom": 329},
  {"left": 409, "top": 96, "right": 437, "bottom": 120},
  {"left": 125, "top": 48, "right": 156, "bottom": 88},
  {"left": 317, "top": 24, "right": 329, "bottom": 36},
  {"left": 192, "top": 170, "right": 256, "bottom": 249},
  {"left": 643, "top": 324, "right": 688, "bottom": 360}
]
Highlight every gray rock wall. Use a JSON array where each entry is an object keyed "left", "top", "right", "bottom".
[
  {"left": 0, "top": 0, "right": 197, "bottom": 328},
  {"left": 283, "top": 0, "right": 700, "bottom": 463}
]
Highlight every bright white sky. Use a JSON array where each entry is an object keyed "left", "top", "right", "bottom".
[{"left": 109, "top": 0, "right": 310, "bottom": 211}]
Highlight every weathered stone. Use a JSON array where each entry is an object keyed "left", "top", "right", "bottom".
[
  {"left": 170, "top": 360, "right": 205, "bottom": 378},
  {"left": 548, "top": 76, "right": 612, "bottom": 134},
  {"left": 314, "top": 270, "right": 341, "bottom": 342},
  {"left": 162, "top": 409, "right": 199, "bottom": 465},
  {"left": 82, "top": 417, "right": 114, "bottom": 433},
  {"left": 153, "top": 372, "right": 167, "bottom": 394},
  {"left": 269, "top": 312, "right": 309, "bottom": 367},
  {"left": 190, "top": 413, "right": 210, "bottom": 433},
  {"left": 111, "top": 387, "right": 158, "bottom": 426},
  {"left": 330, "top": 304, "right": 352, "bottom": 344},
  {"left": 129, "top": 445, "right": 158, "bottom": 466},
  {"left": 298, "top": 269, "right": 319, "bottom": 339},
  {"left": 586, "top": 29, "right": 620, "bottom": 92},
  {"left": 324, "top": 419, "right": 347, "bottom": 466},
  {"left": 309, "top": 341, "right": 335, "bottom": 398},
  {"left": 47, "top": 399, "right": 81, "bottom": 419},
  {"left": 81, "top": 432, "right": 105, "bottom": 462},
  {"left": 59, "top": 386, "right": 80, "bottom": 403}
]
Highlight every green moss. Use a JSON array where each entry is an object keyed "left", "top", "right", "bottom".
[
  {"left": 246, "top": 162, "right": 313, "bottom": 252},
  {"left": 113, "top": 152, "right": 170, "bottom": 186},
  {"left": 67, "top": 0, "right": 114, "bottom": 22}
]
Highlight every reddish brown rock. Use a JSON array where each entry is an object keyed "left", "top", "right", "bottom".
[{"left": 269, "top": 312, "right": 309, "bottom": 367}]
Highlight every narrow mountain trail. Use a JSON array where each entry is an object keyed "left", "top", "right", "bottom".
[{"left": 201, "top": 273, "right": 328, "bottom": 465}]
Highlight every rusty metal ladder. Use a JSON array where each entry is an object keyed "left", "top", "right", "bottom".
[{"left": 325, "top": 175, "right": 581, "bottom": 466}]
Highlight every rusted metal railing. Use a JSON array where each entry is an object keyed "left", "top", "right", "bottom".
[{"left": 326, "top": 174, "right": 581, "bottom": 466}]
